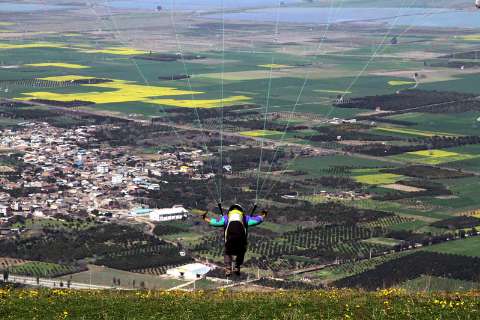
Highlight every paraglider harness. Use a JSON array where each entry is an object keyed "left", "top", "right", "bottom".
[{"left": 218, "top": 203, "right": 257, "bottom": 254}]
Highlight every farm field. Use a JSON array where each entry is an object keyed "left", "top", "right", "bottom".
[
  {"left": 58, "top": 265, "right": 185, "bottom": 290},
  {"left": 9, "top": 262, "right": 81, "bottom": 278},
  {"left": 416, "top": 73, "right": 480, "bottom": 95},
  {"left": 290, "top": 155, "right": 395, "bottom": 177},
  {"left": 390, "top": 149, "right": 478, "bottom": 165},
  {"left": 0, "top": 34, "right": 427, "bottom": 119},
  {"left": 373, "top": 126, "right": 460, "bottom": 138},
  {"left": 305, "top": 252, "right": 413, "bottom": 283},
  {"left": 389, "top": 220, "right": 429, "bottom": 232},
  {"left": 388, "top": 80, "right": 416, "bottom": 86},
  {"left": 24, "top": 62, "right": 89, "bottom": 69},
  {"left": 1, "top": 0, "right": 480, "bottom": 296},
  {"left": 354, "top": 173, "right": 404, "bottom": 185},
  {"left": 0, "top": 258, "right": 27, "bottom": 270},
  {"left": 350, "top": 198, "right": 452, "bottom": 221},
  {"left": 423, "top": 177, "right": 480, "bottom": 213},
  {"left": 387, "top": 112, "right": 480, "bottom": 136},
  {"left": 422, "top": 237, "right": 480, "bottom": 257},
  {"left": 239, "top": 130, "right": 283, "bottom": 137},
  {"left": 362, "top": 237, "right": 402, "bottom": 247},
  {"left": 445, "top": 157, "right": 480, "bottom": 173}
]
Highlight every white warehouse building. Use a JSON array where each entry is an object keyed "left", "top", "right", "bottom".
[
  {"left": 166, "top": 263, "right": 211, "bottom": 280},
  {"left": 149, "top": 206, "right": 188, "bottom": 222}
]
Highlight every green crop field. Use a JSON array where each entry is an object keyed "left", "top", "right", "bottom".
[
  {"left": 290, "top": 155, "right": 395, "bottom": 177},
  {"left": 354, "top": 173, "right": 404, "bottom": 185},
  {"left": 422, "top": 237, "right": 480, "bottom": 257},
  {"left": 257, "top": 222, "right": 298, "bottom": 233},
  {"left": 419, "top": 73, "right": 480, "bottom": 95},
  {"left": 440, "top": 147, "right": 480, "bottom": 173},
  {"left": 0, "top": 36, "right": 428, "bottom": 119},
  {"left": 8, "top": 262, "right": 80, "bottom": 278},
  {"left": 311, "top": 252, "right": 413, "bottom": 282},
  {"left": 362, "top": 238, "right": 402, "bottom": 247},
  {"left": 58, "top": 265, "right": 185, "bottom": 290},
  {"left": 388, "top": 220, "right": 429, "bottom": 232},
  {"left": 423, "top": 177, "right": 480, "bottom": 213},
  {"left": 446, "top": 157, "right": 480, "bottom": 173},
  {"left": 373, "top": 126, "right": 461, "bottom": 138},
  {"left": 350, "top": 198, "right": 453, "bottom": 221},
  {"left": 387, "top": 112, "right": 480, "bottom": 136}
]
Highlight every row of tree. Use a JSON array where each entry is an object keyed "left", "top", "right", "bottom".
[{"left": 334, "top": 251, "right": 480, "bottom": 290}]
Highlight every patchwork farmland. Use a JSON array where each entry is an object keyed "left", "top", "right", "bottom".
[{"left": 0, "top": 0, "right": 479, "bottom": 295}]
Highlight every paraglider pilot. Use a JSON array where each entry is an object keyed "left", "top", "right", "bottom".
[{"left": 202, "top": 203, "right": 267, "bottom": 277}]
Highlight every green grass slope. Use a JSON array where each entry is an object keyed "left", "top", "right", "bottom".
[{"left": 0, "top": 288, "right": 479, "bottom": 320}]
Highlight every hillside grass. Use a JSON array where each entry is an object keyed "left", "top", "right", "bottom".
[
  {"left": 0, "top": 288, "right": 479, "bottom": 320},
  {"left": 400, "top": 276, "right": 480, "bottom": 292}
]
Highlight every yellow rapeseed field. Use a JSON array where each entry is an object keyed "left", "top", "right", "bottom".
[
  {"left": 394, "top": 149, "right": 479, "bottom": 165},
  {"left": 239, "top": 130, "right": 282, "bottom": 137},
  {"left": 0, "top": 42, "right": 144, "bottom": 56},
  {"left": 354, "top": 173, "right": 403, "bottom": 185},
  {"left": 17, "top": 70, "right": 251, "bottom": 108},
  {"left": 0, "top": 42, "right": 67, "bottom": 50},
  {"left": 388, "top": 80, "right": 416, "bottom": 86},
  {"left": 458, "top": 34, "right": 480, "bottom": 41},
  {"left": 79, "top": 47, "right": 147, "bottom": 55},
  {"left": 258, "top": 64, "right": 292, "bottom": 69},
  {"left": 148, "top": 96, "right": 251, "bottom": 108},
  {"left": 410, "top": 150, "right": 461, "bottom": 158},
  {"left": 20, "top": 74, "right": 251, "bottom": 108},
  {"left": 25, "top": 62, "right": 90, "bottom": 69},
  {"left": 19, "top": 79, "right": 202, "bottom": 104},
  {"left": 39, "top": 75, "right": 96, "bottom": 82}
]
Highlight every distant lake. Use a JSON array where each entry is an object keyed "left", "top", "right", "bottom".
[
  {"left": 0, "top": 3, "right": 70, "bottom": 12},
  {"left": 108, "top": 0, "right": 300, "bottom": 11},
  {"left": 206, "top": 7, "right": 480, "bottom": 29}
]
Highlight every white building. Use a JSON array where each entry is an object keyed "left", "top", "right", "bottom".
[
  {"left": 147, "top": 183, "right": 160, "bottom": 191},
  {"left": 96, "top": 163, "right": 109, "bottom": 174},
  {"left": 166, "top": 263, "right": 211, "bottom": 280},
  {"left": 149, "top": 206, "right": 188, "bottom": 222},
  {"left": 111, "top": 174, "right": 123, "bottom": 185},
  {"left": 0, "top": 205, "right": 9, "bottom": 216}
]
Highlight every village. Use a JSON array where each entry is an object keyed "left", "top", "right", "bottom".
[{"left": 0, "top": 122, "right": 213, "bottom": 230}]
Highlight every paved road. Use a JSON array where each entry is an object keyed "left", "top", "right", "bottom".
[{"left": 7, "top": 275, "right": 115, "bottom": 290}]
